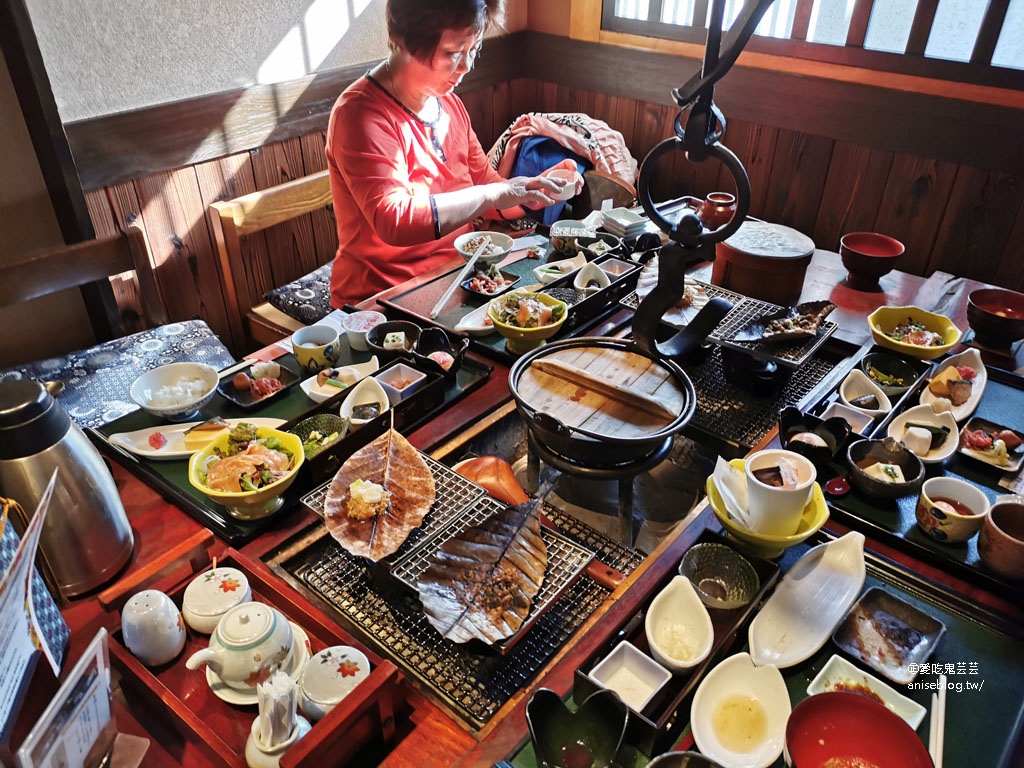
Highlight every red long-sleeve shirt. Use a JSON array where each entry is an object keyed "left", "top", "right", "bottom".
[{"left": 325, "top": 75, "right": 504, "bottom": 307}]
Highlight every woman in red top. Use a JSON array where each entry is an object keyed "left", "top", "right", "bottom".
[{"left": 325, "top": 0, "right": 574, "bottom": 307}]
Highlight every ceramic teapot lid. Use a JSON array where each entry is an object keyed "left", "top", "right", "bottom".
[
  {"left": 215, "top": 602, "right": 281, "bottom": 647},
  {"left": 183, "top": 567, "right": 250, "bottom": 617}
]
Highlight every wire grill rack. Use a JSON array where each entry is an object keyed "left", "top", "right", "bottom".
[
  {"left": 389, "top": 495, "right": 594, "bottom": 652},
  {"left": 293, "top": 501, "right": 643, "bottom": 728},
  {"left": 622, "top": 284, "right": 836, "bottom": 367},
  {"left": 301, "top": 453, "right": 486, "bottom": 554},
  {"left": 687, "top": 345, "right": 838, "bottom": 450}
]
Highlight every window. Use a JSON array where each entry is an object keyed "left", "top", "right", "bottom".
[{"left": 604, "top": 0, "right": 1024, "bottom": 89}]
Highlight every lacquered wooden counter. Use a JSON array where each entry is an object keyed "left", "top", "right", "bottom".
[{"left": 14, "top": 249, "right": 1024, "bottom": 767}]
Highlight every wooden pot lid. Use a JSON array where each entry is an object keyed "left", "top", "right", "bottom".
[
  {"left": 717, "top": 220, "right": 815, "bottom": 260},
  {"left": 516, "top": 344, "right": 688, "bottom": 440}
]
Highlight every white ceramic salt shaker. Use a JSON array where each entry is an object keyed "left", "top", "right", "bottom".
[
  {"left": 181, "top": 566, "right": 252, "bottom": 634},
  {"left": 121, "top": 589, "right": 187, "bottom": 666}
]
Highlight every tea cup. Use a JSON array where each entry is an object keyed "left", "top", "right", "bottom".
[
  {"left": 122, "top": 589, "right": 187, "bottom": 667},
  {"left": 914, "top": 477, "right": 989, "bottom": 543},
  {"left": 342, "top": 310, "right": 386, "bottom": 352},
  {"left": 542, "top": 168, "right": 582, "bottom": 202},
  {"left": 181, "top": 566, "right": 253, "bottom": 634},
  {"left": 298, "top": 645, "right": 371, "bottom": 721},
  {"left": 978, "top": 495, "right": 1024, "bottom": 581},
  {"left": 698, "top": 191, "right": 737, "bottom": 230},
  {"left": 744, "top": 449, "right": 816, "bottom": 536},
  {"left": 292, "top": 324, "right": 341, "bottom": 372}
]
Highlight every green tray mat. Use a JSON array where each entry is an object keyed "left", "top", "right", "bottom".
[
  {"left": 93, "top": 352, "right": 490, "bottom": 544},
  {"left": 506, "top": 532, "right": 1024, "bottom": 768},
  {"left": 817, "top": 359, "right": 1024, "bottom": 604}
]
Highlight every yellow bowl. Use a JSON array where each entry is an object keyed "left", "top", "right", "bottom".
[
  {"left": 487, "top": 291, "right": 569, "bottom": 355},
  {"left": 706, "top": 459, "right": 829, "bottom": 557},
  {"left": 867, "top": 306, "right": 962, "bottom": 360},
  {"left": 188, "top": 426, "right": 304, "bottom": 520}
]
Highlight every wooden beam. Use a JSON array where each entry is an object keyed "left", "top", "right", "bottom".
[
  {"left": 905, "top": 0, "right": 940, "bottom": 57},
  {"left": 973, "top": 0, "right": 1010, "bottom": 65},
  {"left": 790, "top": 0, "right": 815, "bottom": 42},
  {"left": 846, "top": 0, "right": 875, "bottom": 48}
]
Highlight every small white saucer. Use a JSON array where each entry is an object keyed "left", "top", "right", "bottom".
[{"left": 206, "top": 623, "right": 311, "bottom": 706}]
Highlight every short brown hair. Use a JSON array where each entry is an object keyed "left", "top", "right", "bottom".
[{"left": 386, "top": 0, "right": 505, "bottom": 60}]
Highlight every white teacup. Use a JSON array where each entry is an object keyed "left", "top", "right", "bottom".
[{"left": 745, "top": 449, "right": 816, "bottom": 536}]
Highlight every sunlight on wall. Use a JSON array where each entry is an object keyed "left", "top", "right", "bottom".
[{"left": 257, "top": 0, "right": 376, "bottom": 83}]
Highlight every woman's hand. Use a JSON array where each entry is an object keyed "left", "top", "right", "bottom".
[{"left": 493, "top": 175, "right": 566, "bottom": 210}]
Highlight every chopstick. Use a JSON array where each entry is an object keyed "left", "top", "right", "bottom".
[
  {"left": 930, "top": 673, "right": 947, "bottom": 767},
  {"left": 430, "top": 239, "right": 488, "bottom": 319},
  {"left": 217, "top": 359, "right": 251, "bottom": 379}
]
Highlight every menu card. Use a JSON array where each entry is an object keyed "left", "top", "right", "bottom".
[{"left": 0, "top": 471, "right": 70, "bottom": 745}]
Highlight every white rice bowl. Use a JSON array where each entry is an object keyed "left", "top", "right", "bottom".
[{"left": 130, "top": 362, "right": 219, "bottom": 421}]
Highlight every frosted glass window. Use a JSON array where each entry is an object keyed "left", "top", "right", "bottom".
[
  {"left": 617, "top": 0, "right": 651, "bottom": 19},
  {"left": 662, "top": 0, "right": 694, "bottom": 25},
  {"left": 694, "top": 0, "right": 796, "bottom": 37},
  {"left": 864, "top": 0, "right": 916, "bottom": 53},
  {"left": 807, "top": 0, "right": 855, "bottom": 46},
  {"left": 992, "top": 0, "right": 1024, "bottom": 70},
  {"left": 925, "top": 0, "right": 987, "bottom": 62}
]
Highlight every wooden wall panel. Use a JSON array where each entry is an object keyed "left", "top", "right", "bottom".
[
  {"left": 507, "top": 78, "right": 540, "bottom": 124},
  {"left": 812, "top": 142, "right": 894, "bottom": 252},
  {"left": 874, "top": 155, "right": 958, "bottom": 276},
  {"left": 930, "top": 166, "right": 1024, "bottom": 285},
  {"left": 250, "top": 139, "right": 321, "bottom": 288},
  {"left": 83, "top": 187, "right": 146, "bottom": 332},
  {"left": 996, "top": 202, "right": 1024, "bottom": 291},
  {"left": 762, "top": 129, "right": 834, "bottom": 236},
  {"left": 299, "top": 131, "right": 338, "bottom": 266},
  {"left": 717, "top": 119, "right": 780, "bottom": 218},
  {"left": 131, "top": 168, "right": 232, "bottom": 342}
]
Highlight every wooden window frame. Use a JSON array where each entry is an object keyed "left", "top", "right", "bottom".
[{"left": 598, "top": 0, "right": 1024, "bottom": 91}]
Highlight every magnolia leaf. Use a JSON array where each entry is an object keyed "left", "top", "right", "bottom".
[{"left": 417, "top": 502, "right": 548, "bottom": 644}]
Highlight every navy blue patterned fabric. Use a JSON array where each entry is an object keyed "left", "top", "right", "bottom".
[
  {"left": 262, "top": 263, "right": 334, "bottom": 324},
  {"left": 0, "top": 320, "right": 235, "bottom": 430},
  {"left": 1, "top": 501, "right": 70, "bottom": 669}
]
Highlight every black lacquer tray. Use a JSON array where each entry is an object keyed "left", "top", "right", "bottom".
[{"left": 810, "top": 352, "right": 1024, "bottom": 604}]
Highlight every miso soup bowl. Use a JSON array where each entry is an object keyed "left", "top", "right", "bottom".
[{"left": 914, "top": 476, "right": 989, "bottom": 543}]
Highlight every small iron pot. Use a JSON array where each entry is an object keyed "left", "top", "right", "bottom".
[{"left": 509, "top": 337, "right": 696, "bottom": 466}]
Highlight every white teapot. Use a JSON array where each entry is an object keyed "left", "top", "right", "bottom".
[{"left": 186, "top": 601, "right": 294, "bottom": 690}]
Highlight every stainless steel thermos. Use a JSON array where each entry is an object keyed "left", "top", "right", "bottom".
[{"left": 0, "top": 380, "right": 133, "bottom": 596}]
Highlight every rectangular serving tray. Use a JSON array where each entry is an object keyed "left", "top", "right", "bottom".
[
  {"left": 573, "top": 529, "right": 781, "bottom": 756},
  {"left": 107, "top": 549, "right": 404, "bottom": 768},
  {"left": 92, "top": 353, "right": 491, "bottom": 545},
  {"left": 380, "top": 253, "right": 637, "bottom": 365},
  {"left": 813, "top": 350, "right": 1024, "bottom": 604}
]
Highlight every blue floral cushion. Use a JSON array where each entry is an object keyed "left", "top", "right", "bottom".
[
  {"left": 262, "top": 263, "right": 333, "bottom": 324},
  {"left": 0, "top": 320, "right": 235, "bottom": 430}
]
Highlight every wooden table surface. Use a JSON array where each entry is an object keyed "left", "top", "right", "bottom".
[{"left": 13, "top": 246, "right": 1024, "bottom": 767}]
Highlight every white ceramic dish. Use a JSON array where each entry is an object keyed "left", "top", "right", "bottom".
[
  {"left": 108, "top": 417, "right": 286, "bottom": 460},
  {"left": 644, "top": 575, "right": 714, "bottom": 673},
  {"left": 453, "top": 304, "right": 497, "bottom": 337},
  {"left": 298, "top": 645, "right": 371, "bottom": 721},
  {"left": 958, "top": 416, "right": 1024, "bottom": 472},
  {"left": 806, "top": 654, "right": 926, "bottom": 729},
  {"left": 820, "top": 402, "right": 874, "bottom": 435},
  {"left": 919, "top": 348, "right": 987, "bottom": 423},
  {"left": 588, "top": 641, "right": 671, "bottom": 713},
  {"left": 130, "top": 362, "right": 220, "bottom": 422},
  {"left": 573, "top": 262, "right": 611, "bottom": 294},
  {"left": 839, "top": 369, "right": 892, "bottom": 419},
  {"left": 299, "top": 357, "right": 380, "bottom": 404},
  {"left": 206, "top": 623, "right": 310, "bottom": 706},
  {"left": 377, "top": 363, "right": 427, "bottom": 405},
  {"left": 339, "top": 376, "right": 389, "bottom": 426},
  {"left": 532, "top": 253, "right": 586, "bottom": 284},
  {"left": 181, "top": 566, "right": 253, "bottom": 634},
  {"left": 886, "top": 404, "right": 959, "bottom": 464},
  {"left": 690, "top": 652, "right": 790, "bottom": 768},
  {"left": 748, "top": 531, "right": 866, "bottom": 669}
]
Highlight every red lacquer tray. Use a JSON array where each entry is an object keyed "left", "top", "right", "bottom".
[{"left": 99, "top": 534, "right": 404, "bottom": 767}]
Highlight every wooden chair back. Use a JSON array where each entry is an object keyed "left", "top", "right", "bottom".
[
  {"left": 0, "top": 226, "right": 167, "bottom": 337},
  {"left": 575, "top": 170, "right": 638, "bottom": 216},
  {"left": 209, "top": 170, "right": 334, "bottom": 351}
]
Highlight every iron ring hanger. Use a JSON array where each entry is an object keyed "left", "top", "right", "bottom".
[{"left": 632, "top": 0, "right": 777, "bottom": 362}]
